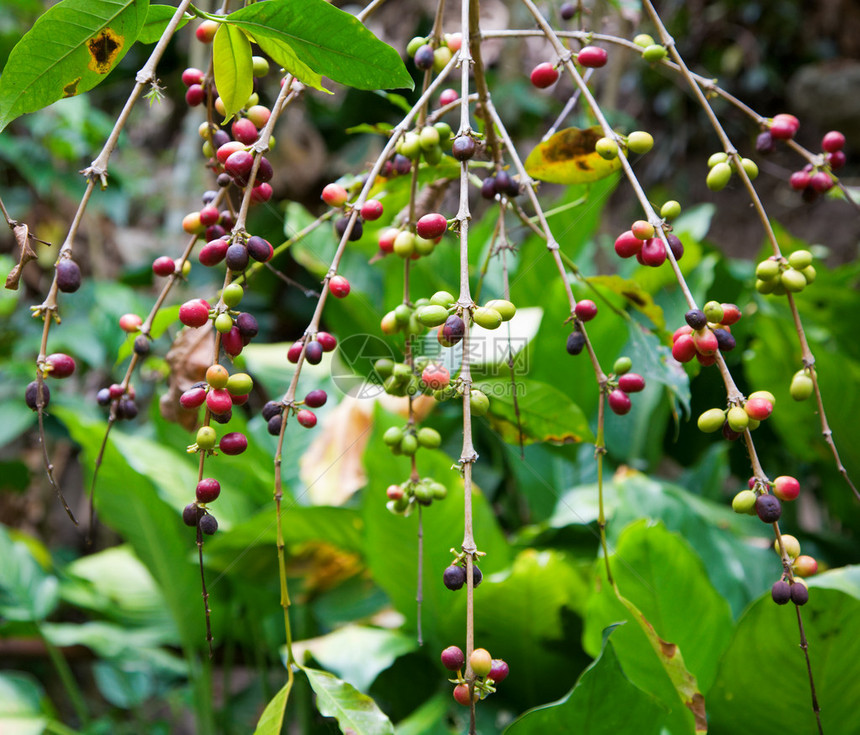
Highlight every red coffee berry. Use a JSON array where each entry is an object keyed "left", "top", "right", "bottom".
[
  {"left": 574, "top": 300, "right": 597, "bottom": 321},
  {"left": 182, "top": 68, "right": 205, "bottom": 87},
  {"left": 216, "top": 141, "right": 244, "bottom": 164},
  {"left": 195, "top": 20, "right": 218, "bottom": 43},
  {"left": 810, "top": 171, "right": 833, "bottom": 193},
  {"left": 378, "top": 228, "right": 398, "bottom": 254},
  {"left": 578, "top": 46, "right": 608, "bottom": 68},
  {"left": 196, "top": 478, "right": 221, "bottom": 503},
  {"left": 304, "top": 389, "right": 328, "bottom": 408},
  {"left": 789, "top": 170, "right": 811, "bottom": 191},
  {"left": 251, "top": 183, "right": 272, "bottom": 204},
  {"left": 329, "top": 275, "right": 351, "bottom": 298},
  {"left": 826, "top": 150, "right": 846, "bottom": 170},
  {"left": 639, "top": 237, "right": 666, "bottom": 267},
  {"left": 231, "top": 118, "right": 258, "bottom": 145},
  {"left": 360, "top": 199, "right": 384, "bottom": 221},
  {"left": 179, "top": 299, "right": 210, "bottom": 328},
  {"left": 530, "top": 62, "right": 559, "bottom": 89},
  {"left": 287, "top": 342, "right": 303, "bottom": 364},
  {"left": 180, "top": 387, "right": 207, "bottom": 410},
  {"left": 672, "top": 334, "right": 697, "bottom": 363},
  {"left": 608, "top": 389, "right": 632, "bottom": 415},
  {"left": 219, "top": 431, "right": 248, "bottom": 455},
  {"left": 422, "top": 364, "right": 450, "bottom": 390},
  {"left": 199, "top": 205, "right": 220, "bottom": 227},
  {"left": 441, "top": 646, "right": 465, "bottom": 671},
  {"left": 453, "top": 684, "right": 474, "bottom": 706},
  {"left": 222, "top": 327, "right": 244, "bottom": 357},
  {"left": 769, "top": 113, "right": 799, "bottom": 141},
  {"left": 152, "top": 256, "right": 176, "bottom": 277},
  {"left": 316, "top": 332, "right": 337, "bottom": 352},
  {"left": 793, "top": 555, "right": 818, "bottom": 577},
  {"left": 720, "top": 303, "right": 742, "bottom": 325},
  {"left": 692, "top": 329, "right": 719, "bottom": 356},
  {"left": 614, "top": 230, "right": 643, "bottom": 258},
  {"left": 439, "top": 88, "right": 459, "bottom": 107},
  {"left": 109, "top": 383, "right": 124, "bottom": 400},
  {"left": 416, "top": 213, "right": 447, "bottom": 240},
  {"left": 773, "top": 475, "right": 800, "bottom": 501},
  {"left": 206, "top": 388, "right": 233, "bottom": 415},
  {"left": 821, "top": 130, "right": 845, "bottom": 153},
  {"left": 744, "top": 397, "right": 773, "bottom": 421},
  {"left": 45, "top": 353, "right": 75, "bottom": 379},
  {"left": 297, "top": 409, "right": 317, "bottom": 428},
  {"left": 489, "top": 659, "right": 509, "bottom": 683},
  {"left": 185, "top": 84, "right": 205, "bottom": 107},
  {"left": 386, "top": 484, "right": 403, "bottom": 500},
  {"left": 321, "top": 183, "right": 349, "bottom": 207},
  {"left": 618, "top": 373, "right": 645, "bottom": 393},
  {"left": 224, "top": 150, "right": 255, "bottom": 186}
]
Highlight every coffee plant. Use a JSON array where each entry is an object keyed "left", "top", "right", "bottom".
[{"left": 1, "top": 0, "right": 859, "bottom": 733}]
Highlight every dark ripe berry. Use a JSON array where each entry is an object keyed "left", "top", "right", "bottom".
[
  {"left": 489, "top": 658, "right": 509, "bottom": 682},
  {"left": 575, "top": 299, "right": 597, "bottom": 321},
  {"left": 578, "top": 45, "right": 608, "bottom": 68},
  {"left": 180, "top": 387, "right": 207, "bottom": 410},
  {"left": 56, "top": 260, "right": 82, "bottom": 293},
  {"left": 722, "top": 422, "right": 742, "bottom": 441},
  {"left": 666, "top": 234, "right": 684, "bottom": 260},
  {"left": 225, "top": 244, "right": 250, "bottom": 272},
  {"left": 45, "top": 353, "right": 75, "bottom": 379},
  {"left": 329, "top": 275, "right": 351, "bottom": 298},
  {"left": 96, "top": 387, "right": 111, "bottom": 406},
  {"left": 196, "top": 478, "right": 221, "bottom": 503},
  {"left": 821, "top": 130, "right": 845, "bottom": 153},
  {"left": 199, "top": 513, "right": 218, "bottom": 535},
  {"left": 566, "top": 331, "right": 586, "bottom": 355},
  {"left": 771, "top": 580, "right": 791, "bottom": 605},
  {"left": 212, "top": 409, "right": 234, "bottom": 425},
  {"left": 393, "top": 154, "right": 412, "bottom": 175},
  {"left": 530, "top": 62, "right": 559, "bottom": 89},
  {"left": 714, "top": 328, "right": 736, "bottom": 352},
  {"left": 287, "top": 342, "right": 303, "bottom": 364},
  {"left": 109, "top": 383, "right": 125, "bottom": 400},
  {"left": 152, "top": 256, "right": 176, "bottom": 277},
  {"left": 225, "top": 150, "right": 255, "bottom": 186},
  {"left": 211, "top": 130, "right": 231, "bottom": 150},
  {"left": 801, "top": 186, "right": 819, "bottom": 203},
  {"left": 316, "top": 331, "right": 337, "bottom": 352},
  {"left": 219, "top": 431, "right": 248, "bottom": 455},
  {"left": 608, "top": 389, "right": 632, "bottom": 415},
  {"left": 827, "top": 150, "right": 846, "bottom": 170},
  {"left": 481, "top": 176, "right": 497, "bottom": 200},
  {"left": 183, "top": 503, "right": 203, "bottom": 527},
  {"left": 472, "top": 565, "right": 483, "bottom": 587},
  {"left": 560, "top": 2, "right": 576, "bottom": 20},
  {"left": 133, "top": 336, "right": 150, "bottom": 356},
  {"left": 267, "top": 414, "right": 283, "bottom": 436},
  {"left": 296, "top": 409, "right": 317, "bottom": 428},
  {"left": 685, "top": 309, "right": 707, "bottom": 329},
  {"left": 790, "top": 583, "right": 809, "bottom": 606},
  {"left": 618, "top": 373, "right": 645, "bottom": 393},
  {"left": 755, "top": 493, "right": 782, "bottom": 523},
  {"left": 222, "top": 327, "right": 244, "bottom": 357},
  {"left": 179, "top": 299, "right": 210, "bottom": 328},
  {"left": 416, "top": 213, "right": 447, "bottom": 240},
  {"left": 256, "top": 157, "right": 273, "bottom": 183},
  {"left": 755, "top": 131, "right": 776, "bottom": 154},
  {"left": 205, "top": 224, "right": 226, "bottom": 242},
  {"left": 305, "top": 389, "right": 327, "bottom": 408},
  {"left": 201, "top": 190, "right": 218, "bottom": 205},
  {"left": 494, "top": 170, "right": 515, "bottom": 196},
  {"left": 443, "top": 565, "right": 467, "bottom": 590},
  {"left": 247, "top": 235, "right": 273, "bottom": 263},
  {"left": 441, "top": 645, "right": 465, "bottom": 671},
  {"left": 262, "top": 401, "right": 282, "bottom": 421},
  {"left": 452, "top": 136, "right": 476, "bottom": 161},
  {"left": 216, "top": 172, "right": 232, "bottom": 188},
  {"left": 116, "top": 398, "right": 138, "bottom": 420},
  {"left": 305, "top": 340, "right": 323, "bottom": 365},
  {"left": 25, "top": 381, "right": 50, "bottom": 411},
  {"left": 441, "top": 315, "right": 466, "bottom": 346},
  {"left": 334, "top": 217, "right": 364, "bottom": 241},
  {"left": 414, "top": 44, "right": 435, "bottom": 70},
  {"left": 236, "top": 312, "right": 258, "bottom": 343}
]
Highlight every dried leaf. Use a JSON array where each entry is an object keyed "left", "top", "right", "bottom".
[
  {"left": 159, "top": 324, "right": 214, "bottom": 430},
  {"left": 5, "top": 224, "right": 38, "bottom": 290}
]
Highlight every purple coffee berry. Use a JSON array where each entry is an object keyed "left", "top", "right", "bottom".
[
  {"left": 45, "top": 353, "right": 75, "bottom": 379},
  {"left": 236, "top": 312, "right": 258, "bottom": 343},
  {"left": 196, "top": 478, "right": 221, "bottom": 503},
  {"left": 305, "top": 389, "right": 328, "bottom": 408},
  {"left": 267, "top": 414, "right": 283, "bottom": 436},
  {"left": 262, "top": 401, "right": 282, "bottom": 421},
  {"left": 714, "top": 328, "right": 736, "bottom": 352},
  {"left": 452, "top": 136, "right": 477, "bottom": 161},
  {"left": 225, "top": 244, "right": 250, "bottom": 272},
  {"left": 685, "top": 309, "right": 707, "bottom": 329},
  {"left": 443, "top": 564, "right": 467, "bottom": 590},
  {"left": 441, "top": 646, "right": 465, "bottom": 671},
  {"left": 183, "top": 503, "right": 203, "bottom": 527},
  {"left": 247, "top": 235, "right": 273, "bottom": 263},
  {"left": 771, "top": 580, "right": 791, "bottom": 605},
  {"left": 566, "top": 331, "right": 585, "bottom": 355},
  {"left": 305, "top": 340, "right": 323, "bottom": 365},
  {"left": 755, "top": 493, "right": 782, "bottom": 523},
  {"left": 25, "top": 381, "right": 50, "bottom": 411},
  {"left": 56, "top": 260, "right": 82, "bottom": 293},
  {"left": 199, "top": 513, "right": 218, "bottom": 535},
  {"left": 790, "top": 582, "right": 809, "bottom": 606},
  {"left": 219, "top": 431, "right": 248, "bottom": 455}
]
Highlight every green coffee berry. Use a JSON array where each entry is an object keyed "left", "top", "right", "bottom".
[
  {"left": 727, "top": 405, "right": 750, "bottom": 432},
  {"left": 731, "top": 489, "right": 757, "bottom": 514},
  {"left": 708, "top": 152, "right": 729, "bottom": 168},
  {"left": 484, "top": 299, "right": 516, "bottom": 321},
  {"left": 626, "top": 131, "right": 654, "bottom": 154},
  {"left": 472, "top": 307, "right": 503, "bottom": 330},
  {"left": 741, "top": 158, "right": 759, "bottom": 179},
  {"left": 755, "top": 259, "right": 781, "bottom": 280},
  {"left": 215, "top": 313, "right": 234, "bottom": 333},
  {"left": 707, "top": 162, "right": 732, "bottom": 191},
  {"left": 697, "top": 407, "right": 726, "bottom": 433},
  {"left": 788, "top": 250, "right": 813, "bottom": 270},
  {"left": 417, "top": 305, "right": 450, "bottom": 327},
  {"left": 642, "top": 44, "right": 667, "bottom": 62},
  {"left": 633, "top": 33, "right": 655, "bottom": 48},
  {"left": 790, "top": 371, "right": 814, "bottom": 401},
  {"left": 470, "top": 389, "right": 490, "bottom": 416},
  {"left": 780, "top": 268, "right": 807, "bottom": 292},
  {"left": 660, "top": 200, "right": 682, "bottom": 220},
  {"left": 613, "top": 356, "right": 633, "bottom": 375},
  {"left": 417, "top": 427, "right": 442, "bottom": 448},
  {"left": 430, "top": 290, "right": 456, "bottom": 307},
  {"left": 222, "top": 282, "right": 244, "bottom": 307},
  {"left": 595, "top": 137, "right": 619, "bottom": 160},
  {"left": 197, "top": 426, "right": 217, "bottom": 450},
  {"left": 400, "top": 434, "right": 418, "bottom": 455}
]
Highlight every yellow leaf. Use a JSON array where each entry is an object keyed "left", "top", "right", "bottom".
[{"left": 525, "top": 126, "right": 622, "bottom": 184}]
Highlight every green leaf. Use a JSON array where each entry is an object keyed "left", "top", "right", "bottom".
[
  {"left": 475, "top": 377, "right": 593, "bottom": 446},
  {"left": 254, "top": 680, "right": 293, "bottom": 735},
  {"left": 0, "top": 0, "right": 149, "bottom": 132},
  {"left": 303, "top": 666, "right": 394, "bottom": 735},
  {"left": 0, "top": 672, "right": 48, "bottom": 735},
  {"left": 225, "top": 0, "right": 413, "bottom": 92},
  {"left": 505, "top": 628, "right": 666, "bottom": 735},
  {"left": 137, "top": 4, "right": 190, "bottom": 44},
  {"left": 292, "top": 624, "right": 416, "bottom": 692},
  {"left": 213, "top": 22, "right": 253, "bottom": 123},
  {"left": 584, "top": 522, "right": 733, "bottom": 733},
  {"left": 0, "top": 525, "right": 59, "bottom": 622},
  {"left": 586, "top": 275, "right": 666, "bottom": 330},
  {"left": 708, "top": 566, "right": 860, "bottom": 735}
]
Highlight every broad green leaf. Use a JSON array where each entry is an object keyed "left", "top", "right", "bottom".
[
  {"left": 393, "top": 693, "right": 450, "bottom": 735},
  {"left": 505, "top": 628, "right": 666, "bottom": 735},
  {"left": 586, "top": 274, "right": 666, "bottom": 329},
  {"left": 0, "top": 525, "right": 59, "bottom": 622},
  {"left": 292, "top": 624, "right": 416, "bottom": 692},
  {"left": 137, "top": 4, "right": 190, "bottom": 44},
  {"left": 708, "top": 566, "right": 860, "bottom": 735},
  {"left": 524, "top": 127, "right": 623, "bottom": 184},
  {"left": 584, "top": 521, "right": 733, "bottom": 733},
  {"left": 303, "top": 666, "right": 394, "bottom": 735},
  {"left": 225, "top": 0, "right": 413, "bottom": 92},
  {"left": 213, "top": 22, "right": 253, "bottom": 123},
  {"left": 240, "top": 31, "right": 325, "bottom": 94},
  {"left": 0, "top": 0, "right": 149, "bottom": 132},
  {"left": 0, "top": 672, "right": 48, "bottom": 735},
  {"left": 254, "top": 680, "right": 293, "bottom": 735},
  {"left": 475, "top": 377, "right": 593, "bottom": 446}
]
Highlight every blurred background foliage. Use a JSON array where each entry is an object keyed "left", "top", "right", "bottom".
[{"left": 0, "top": 1, "right": 858, "bottom": 734}]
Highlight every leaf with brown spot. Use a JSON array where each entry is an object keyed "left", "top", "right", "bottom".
[
  {"left": 587, "top": 274, "right": 666, "bottom": 330},
  {"left": 5, "top": 224, "right": 38, "bottom": 290},
  {"left": 0, "top": 0, "right": 149, "bottom": 132},
  {"left": 525, "top": 126, "right": 623, "bottom": 184}
]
